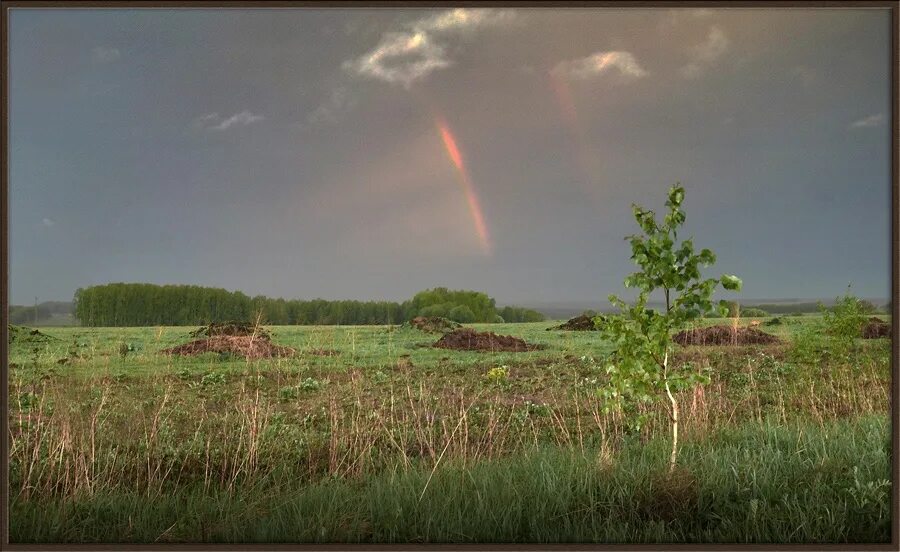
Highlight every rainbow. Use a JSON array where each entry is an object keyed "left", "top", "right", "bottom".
[
  {"left": 434, "top": 117, "right": 492, "bottom": 255},
  {"left": 549, "top": 71, "right": 603, "bottom": 202}
]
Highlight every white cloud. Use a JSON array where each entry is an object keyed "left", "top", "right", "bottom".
[
  {"left": 413, "top": 8, "right": 515, "bottom": 34},
  {"left": 680, "top": 26, "right": 729, "bottom": 78},
  {"left": 849, "top": 114, "right": 885, "bottom": 129},
  {"left": 42, "top": 218, "right": 55, "bottom": 227},
  {"left": 343, "top": 8, "right": 515, "bottom": 88},
  {"left": 344, "top": 31, "right": 450, "bottom": 88},
  {"left": 91, "top": 46, "right": 121, "bottom": 64},
  {"left": 194, "top": 111, "right": 264, "bottom": 131},
  {"left": 551, "top": 51, "right": 648, "bottom": 81},
  {"left": 306, "top": 87, "right": 358, "bottom": 126}
]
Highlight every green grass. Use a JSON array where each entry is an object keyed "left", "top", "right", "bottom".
[
  {"left": 10, "top": 416, "right": 890, "bottom": 543},
  {"left": 9, "top": 317, "right": 837, "bottom": 373},
  {"left": 6, "top": 316, "right": 893, "bottom": 543}
]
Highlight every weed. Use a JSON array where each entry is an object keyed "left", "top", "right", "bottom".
[
  {"left": 299, "top": 377, "right": 323, "bottom": 392},
  {"left": 371, "top": 370, "right": 389, "bottom": 385},
  {"left": 484, "top": 366, "right": 510, "bottom": 385},
  {"left": 201, "top": 372, "right": 226, "bottom": 387}
]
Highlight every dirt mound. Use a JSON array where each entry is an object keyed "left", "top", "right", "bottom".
[
  {"left": 673, "top": 325, "right": 782, "bottom": 346},
  {"left": 433, "top": 328, "right": 542, "bottom": 352},
  {"left": 862, "top": 317, "right": 891, "bottom": 339},
  {"left": 8, "top": 325, "right": 56, "bottom": 344},
  {"left": 549, "top": 314, "right": 598, "bottom": 331},
  {"left": 407, "top": 316, "right": 462, "bottom": 333},
  {"left": 189, "top": 321, "right": 271, "bottom": 340},
  {"left": 161, "top": 336, "right": 294, "bottom": 360}
]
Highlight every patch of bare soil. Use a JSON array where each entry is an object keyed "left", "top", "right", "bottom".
[
  {"left": 189, "top": 321, "right": 271, "bottom": 340},
  {"left": 862, "top": 317, "right": 891, "bottom": 339},
  {"left": 407, "top": 316, "right": 462, "bottom": 333},
  {"left": 433, "top": 328, "right": 543, "bottom": 352},
  {"left": 8, "top": 325, "right": 56, "bottom": 344},
  {"left": 673, "top": 325, "right": 782, "bottom": 346},
  {"left": 549, "top": 314, "right": 598, "bottom": 331},
  {"left": 161, "top": 335, "right": 295, "bottom": 360}
]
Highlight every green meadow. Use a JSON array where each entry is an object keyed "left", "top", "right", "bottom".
[{"left": 7, "top": 316, "right": 893, "bottom": 543}]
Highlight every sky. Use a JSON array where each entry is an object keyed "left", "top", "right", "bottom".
[{"left": 8, "top": 7, "right": 893, "bottom": 306}]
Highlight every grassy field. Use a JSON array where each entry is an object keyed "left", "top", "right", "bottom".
[{"left": 7, "top": 316, "right": 893, "bottom": 543}]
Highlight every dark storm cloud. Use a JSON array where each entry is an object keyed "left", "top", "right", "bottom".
[{"left": 8, "top": 8, "right": 891, "bottom": 305}]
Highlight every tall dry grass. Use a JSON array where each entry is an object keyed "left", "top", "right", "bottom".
[{"left": 8, "top": 342, "right": 889, "bottom": 500}]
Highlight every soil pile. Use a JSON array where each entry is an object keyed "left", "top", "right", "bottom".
[
  {"left": 433, "top": 328, "right": 542, "bottom": 352},
  {"left": 8, "top": 325, "right": 55, "bottom": 344},
  {"left": 549, "top": 314, "right": 598, "bottom": 331},
  {"left": 861, "top": 317, "right": 891, "bottom": 339},
  {"left": 162, "top": 335, "right": 294, "bottom": 360},
  {"left": 407, "top": 316, "right": 462, "bottom": 334},
  {"left": 673, "top": 325, "right": 782, "bottom": 346},
  {"left": 189, "top": 321, "right": 271, "bottom": 340}
]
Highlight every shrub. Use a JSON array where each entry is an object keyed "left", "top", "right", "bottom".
[
  {"left": 419, "top": 303, "right": 452, "bottom": 319},
  {"left": 448, "top": 305, "right": 476, "bottom": 323},
  {"left": 821, "top": 288, "right": 869, "bottom": 361},
  {"left": 789, "top": 323, "right": 827, "bottom": 365}
]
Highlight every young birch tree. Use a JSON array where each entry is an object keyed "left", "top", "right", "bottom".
[{"left": 595, "top": 184, "right": 742, "bottom": 472}]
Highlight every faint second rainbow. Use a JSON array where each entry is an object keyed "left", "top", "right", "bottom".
[
  {"left": 548, "top": 69, "right": 603, "bottom": 203},
  {"left": 434, "top": 116, "right": 492, "bottom": 255}
]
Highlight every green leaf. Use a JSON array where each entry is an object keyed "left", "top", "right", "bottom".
[
  {"left": 698, "top": 248, "right": 716, "bottom": 264},
  {"left": 667, "top": 185, "right": 685, "bottom": 207},
  {"left": 721, "top": 274, "right": 742, "bottom": 291}
]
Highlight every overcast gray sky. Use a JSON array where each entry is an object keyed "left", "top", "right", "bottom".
[{"left": 8, "top": 7, "right": 892, "bottom": 306}]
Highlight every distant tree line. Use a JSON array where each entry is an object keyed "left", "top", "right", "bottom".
[
  {"left": 743, "top": 301, "right": 883, "bottom": 315},
  {"left": 720, "top": 302, "right": 769, "bottom": 318},
  {"left": 498, "top": 306, "right": 547, "bottom": 323},
  {"left": 73, "top": 284, "right": 545, "bottom": 327},
  {"left": 722, "top": 299, "right": 885, "bottom": 317},
  {"left": 739, "top": 302, "right": 821, "bottom": 315},
  {"left": 9, "top": 301, "right": 73, "bottom": 325}
]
